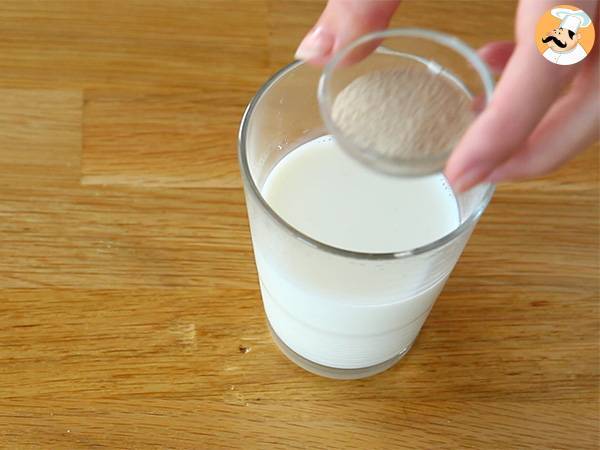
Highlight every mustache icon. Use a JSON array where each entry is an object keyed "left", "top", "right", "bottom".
[{"left": 542, "top": 35, "right": 567, "bottom": 48}]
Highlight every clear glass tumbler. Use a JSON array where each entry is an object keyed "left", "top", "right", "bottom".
[{"left": 238, "top": 29, "right": 495, "bottom": 379}]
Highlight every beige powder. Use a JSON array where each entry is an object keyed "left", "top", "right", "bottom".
[{"left": 331, "top": 66, "right": 473, "bottom": 162}]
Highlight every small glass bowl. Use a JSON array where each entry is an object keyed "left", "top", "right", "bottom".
[{"left": 318, "top": 28, "right": 495, "bottom": 176}]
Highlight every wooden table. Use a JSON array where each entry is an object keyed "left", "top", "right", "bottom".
[{"left": 1, "top": 1, "right": 598, "bottom": 448}]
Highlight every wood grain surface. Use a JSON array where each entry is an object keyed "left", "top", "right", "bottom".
[{"left": 0, "top": 1, "right": 598, "bottom": 449}]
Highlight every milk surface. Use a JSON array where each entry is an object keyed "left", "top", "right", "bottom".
[
  {"left": 256, "top": 135, "right": 461, "bottom": 368},
  {"left": 263, "top": 135, "right": 459, "bottom": 253}
]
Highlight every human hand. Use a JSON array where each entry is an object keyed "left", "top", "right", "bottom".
[{"left": 295, "top": 0, "right": 599, "bottom": 191}]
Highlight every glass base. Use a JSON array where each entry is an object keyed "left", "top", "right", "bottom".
[{"left": 267, "top": 319, "right": 413, "bottom": 380}]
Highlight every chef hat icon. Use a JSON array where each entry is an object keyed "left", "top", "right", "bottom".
[{"left": 551, "top": 8, "right": 593, "bottom": 33}]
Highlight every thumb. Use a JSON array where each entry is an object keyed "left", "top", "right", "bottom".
[{"left": 295, "top": 0, "right": 400, "bottom": 66}]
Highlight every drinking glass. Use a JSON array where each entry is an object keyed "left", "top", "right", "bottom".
[{"left": 238, "top": 28, "right": 494, "bottom": 379}]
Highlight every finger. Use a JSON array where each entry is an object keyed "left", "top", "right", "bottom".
[
  {"left": 444, "top": 0, "right": 580, "bottom": 191},
  {"left": 295, "top": 0, "right": 400, "bottom": 66},
  {"left": 445, "top": 0, "right": 596, "bottom": 192},
  {"left": 486, "top": 51, "right": 599, "bottom": 181},
  {"left": 445, "top": 43, "right": 578, "bottom": 192},
  {"left": 486, "top": 91, "right": 598, "bottom": 182},
  {"left": 470, "top": 41, "right": 516, "bottom": 113},
  {"left": 478, "top": 41, "right": 515, "bottom": 76}
]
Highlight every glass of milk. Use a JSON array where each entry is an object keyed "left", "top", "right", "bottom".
[{"left": 238, "top": 28, "right": 495, "bottom": 379}]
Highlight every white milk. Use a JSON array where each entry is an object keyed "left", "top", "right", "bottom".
[{"left": 256, "top": 135, "right": 461, "bottom": 369}]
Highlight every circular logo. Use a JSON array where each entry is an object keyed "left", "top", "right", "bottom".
[{"left": 535, "top": 5, "right": 595, "bottom": 65}]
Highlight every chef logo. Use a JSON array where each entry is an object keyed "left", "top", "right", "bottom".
[{"left": 536, "top": 5, "right": 595, "bottom": 65}]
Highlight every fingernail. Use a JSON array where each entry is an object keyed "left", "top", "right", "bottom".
[
  {"left": 295, "top": 26, "right": 334, "bottom": 61},
  {"left": 451, "top": 167, "right": 490, "bottom": 192}
]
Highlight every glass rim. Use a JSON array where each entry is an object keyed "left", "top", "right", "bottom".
[
  {"left": 318, "top": 27, "right": 496, "bottom": 173},
  {"left": 238, "top": 42, "right": 495, "bottom": 261}
]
